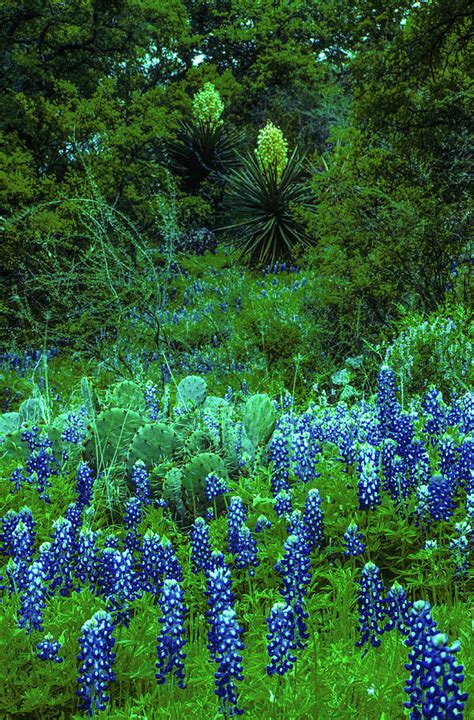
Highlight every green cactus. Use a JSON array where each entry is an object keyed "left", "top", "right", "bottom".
[
  {"left": 82, "top": 407, "right": 145, "bottom": 473},
  {"left": 183, "top": 452, "right": 228, "bottom": 517},
  {"left": 0, "top": 424, "right": 63, "bottom": 466},
  {"left": 162, "top": 467, "right": 190, "bottom": 526},
  {"left": 0, "top": 412, "right": 20, "bottom": 442},
  {"left": 185, "top": 428, "right": 214, "bottom": 455},
  {"left": 202, "top": 395, "right": 229, "bottom": 413},
  {"left": 19, "top": 397, "right": 46, "bottom": 424},
  {"left": 175, "top": 375, "right": 207, "bottom": 412},
  {"left": 108, "top": 381, "right": 147, "bottom": 414},
  {"left": 126, "top": 422, "right": 178, "bottom": 472},
  {"left": 243, "top": 393, "right": 276, "bottom": 447}
]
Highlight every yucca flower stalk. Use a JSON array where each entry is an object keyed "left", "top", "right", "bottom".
[
  {"left": 222, "top": 141, "right": 314, "bottom": 267},
  {"left": 167, "top": 83, "right": 241, "bottom": 195}
]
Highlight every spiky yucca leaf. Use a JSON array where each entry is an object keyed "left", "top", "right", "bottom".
[
  {"left": 167, "top": 121, "right": 242, "bottom": 193},
  {"left": 220, "top": 148, "right": 314, "bottom": 266}
]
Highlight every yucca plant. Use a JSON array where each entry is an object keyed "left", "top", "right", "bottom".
[
  {"left": 167, "top": 83, "right": 241, "bottom": 194},
  {"left": 220, "top": 123, "right": 315, "bottom": 266}
]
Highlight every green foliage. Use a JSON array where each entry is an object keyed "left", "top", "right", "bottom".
[
  {"left": 243, "top": 394, "right": 276, "bottom": 447},
  {"left": 223, "top": 147, "right": 314, "bottom": 266}
]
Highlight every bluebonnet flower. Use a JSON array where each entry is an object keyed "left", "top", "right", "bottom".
[
  {"left": 275, "top": 533, "right": 312, "bottom": 649},
  {"left": 383, "top": 582, "right": 412, "bottom": 636},
  {"left": 75, "top": 462, "right": 95, "bottom": 510},
  {"left": 268, "top": 430, "right": 291, "bottom": 495},
  {"left": 156, "top": 579, "right": 187, "bottom": 688},
  {"left": 213, "top": 607, "right": 245, "bottom": 717},
  {"left": 422, "top": 387, "right": 447, "bottom": 441},
  {"left": 274, "top": 489, "right": 293, "bottom": 517},
  {"left": 377, "top": 365, "right": 401, "bottom": 440},
  {"left": 74, "top": 528, "right": 101, "bottom": 589},
  {"left": 61, "top": 406, "right": 87, "bottom": 444},
  {"left": 255, "top": 514, "right": 272, "bottom": 533},
  {"left": 380, "top": 438, "right": 401, "bottom": 499},
  {"left": 291, "top": 416, "right": 321, "bottom": 484},
  {"left": 190, "top": 517, "right": 212, "bottom": 574},
  {"left": 205, "top": 473, "right": 229, "bottom": 503},
  {"left": 20, "top": 427, "right": 60, "bottom": 502},
  {"left": 301, "top": 488, "right": 324, "bottom": 550},
  {"left": 227, "top": 497, "right": 247, "bottom": 554},
  {"left": 99, "top": 547, "right": 141, "bottom": 621},
  {"left": 232, "top": 525, "right": 260, "bottom": 576},
  {"left": 204, "top": 556, "right": 235, "bottom": 662},
  {"left": 47, "top": 516, "right": 78, "bottom": 596},
  {"left": 343, "top": 522, "right": 366, "bottom": 557},
  {"left": 37, "top": 634, "right": 64, "bottom": 663},
  {"left": 65, "top": 502, "right": 83, "bottom": 538},
  {"left": 145, "top": 381, "right": 160, "bottom": 420},
  {"left": 424, "top": 539, "right": 438, "bottom": 551},
  {"left": 287, "top": 510, "right": 302, "bottom": 536},
  {"left": 18, "top": 560, "right": 47, "bottom": 633},
  {"left": 77, "top": 610, "right": 116, "bottom": 717},
  {"left": 140, "top": 532, "right": 182, "bottom": 598},
  {"left": 130, "top": 460, "right": 151, "bottom": 507},
  {"left": 224, "top": 386, "right": 234, "bottom": 402},
  {"left": 449, "top": 521, "right": 471, "bottom": 578},
  {"left": 404, "top": 600, "right": 468, "bottom": 719},
  {"left": 357, "top": 444, "right": 381, "bottom": 511},
  {"left": 0, "top": 506, "right": 36, "bottom": 560},
  {"left": 124, "top": 496, "right": 143, "bottom": 530},
  {"left": 266, "top": 602, "right": 298, "bottom": 676},
  {"left": 438, "top": 436, "right": 460, "bottom": 486},
  {"left": 355, "top": 562, "right": 387, "bottom": 655}
]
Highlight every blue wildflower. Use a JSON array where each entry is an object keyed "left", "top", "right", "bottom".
[
  {"left": 205, "top": 473, "right": 229, "bottom": 503},
  {"left": 343, "top": 522, "right": 366, "bottom": 557},
  {"left": 357, "top": 444, "right": 381, "bottom": 511},
  {"left": 383, "top": 582, "right": 412, "bottom": 636},
  {"left": 156, "top": 579, "right": 187, "bottom": 688},
  {"left": 404, "top": 600, "right": 468, "bottom": 719},
  {"left": 355, "top": 562, "right": 387, "bottom": 655},
  {"left": 77, "top": 610, "right": 116, "bottom": 717},
  {"left": 190, "top": 517, "right": 212, "bottom": 574},
  {"left": 266, "top": 602, "right": 298, "bottom": 676},
  {"left": 255, "top": 514, "right": 272, "bottom": 533},
  {"left": 37, "top": 634, "right": 64, "bottom": 663},
  {"left": 213, "top": 607, "right": 245, "bottom": 717}
]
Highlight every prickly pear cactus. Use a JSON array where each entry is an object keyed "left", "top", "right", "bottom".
[
  {"left": 202, "top": 395, "right": 229, "bottom": 413},
  {"left": 0, "top": 424, "right": 63, "bottom": 466},
  {"left": 175, "top": 375, "right": 207, "bottom": 412},
  {"left": 19, "top": 397, "right": 46, "bottom": 424},
  {"left": 243, "top": 393, "right": 276, "bottom": 447},
  {"left": 162, "top": 467, "right": 190, "bottom": 527},
  {"left": 126, "top": 422, "right": 178, "bottom": 472},
  {"left": 82, "top": 408, "right": 144, "bottom": 473},
  {"left": 80, "top": 377, "right": 98, "bottom": 418},
  {"left": 183, "top": 452, "right": 228, "bottom": 517},
  {"left": 221, "top": 418, "right": 256, "bottom": 473},
  {"left": 0, "top": 412, "right": 20, "bottom": 442},
  {"left": 108, "top": 381, "right": 147, "bottom": 414},
  {"left": 185, "top": 428, "right": 214, "bottom": 455},
  {"left": 172, "top": 413, "right": 201, "bottom": 452}
]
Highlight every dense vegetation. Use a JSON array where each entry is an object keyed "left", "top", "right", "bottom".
[{"left": 0, "top": 1, "right": 472, "bottom": 718}]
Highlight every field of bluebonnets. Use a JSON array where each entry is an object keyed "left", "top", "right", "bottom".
[
  {"left": 1, "top": 2, "right": 472, "bottom": 718},
  {"left": 0, "top": 253, "right": 472, "bottom": 719}
]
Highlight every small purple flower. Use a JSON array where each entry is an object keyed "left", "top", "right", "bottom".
[
  {"left": 355, "top": 562, "right": 387, "bottom": 655},
  {"left": 266, "top": 602, "right": 298, "bottom": 676},
  {"left": 255, "top": 514, "right": 271, "bottom": 533},
  {"left": 156, "top": 579, "right": 187, "bottom": 688},
  {"left": 357, "top": 444, "right": 381, "bottom": 511},
  {"left": 343, "top": 522, "right": 366, "bottom": 557},
  {"left": 131, "top": 460, "right": 151, "bottom": 507},
  {"left": 404, "top": 601, "right": 468, "bottom": 718},
  {"left": 205, "top": 473, "right": 229, "bottom": 503},
  {"left": 77, "top": 610, "right": 116, "bottom": 717},
  {"left": 190, "top": 517, "right": 212, "bottom": 574},
  {"left": 213, "top": 607, "right": 245, "bottom": 716},
  {"left": 37, "top": 634, "right": 64, "bottom": 663}
]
